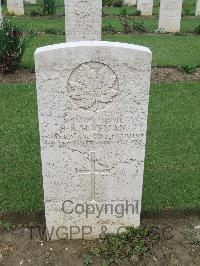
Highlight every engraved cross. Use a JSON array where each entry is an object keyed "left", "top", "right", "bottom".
[{"left": 76, "top": 151, "right": 110, "bottom": 200}]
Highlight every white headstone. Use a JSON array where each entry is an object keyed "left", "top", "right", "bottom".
[
  {"left": 7, "top": 0, "right": 24, "bottom": 15},
  {"left": 124, "top": 0, "right": 137, "bottom": 6},
  {"left": 35, "top": 41, "right": 152, "bottom": 240},
  {"left": 0, "top": 0, "right": 3, "bottom": 25},
  {"left": 196, "top": 0, "right": 200, "bottom": 16},
  {"left": 158, "top": 0, "right": 183, "bottom": 32},
  {"left": 64, "top": 0, "right": 102, "bottom": 41},
  {"left": 137, "top": 0, "right": 153, "bottom": 15}
]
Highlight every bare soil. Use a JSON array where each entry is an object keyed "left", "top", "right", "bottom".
[
  {"left": 0, "top": 213, "right": 200, "bottom": 266},
  {"left": 1, "top": 68, "right": 200, "bottom": 84},
  {"left": 151, "top": 67, "right": 200, "bottom": 83},
  {"left": 0, "top": 70, "right": 35, "bottom": 84}
]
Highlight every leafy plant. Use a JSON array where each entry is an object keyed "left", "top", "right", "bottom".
[
  {"left": 132, "top": 20, "right": 146, "bottom": 32},
  {"left": 194, "top": 24, "right": 200, "bottom": 34},
  {"left": 178, "top": 64, "right": 197, "bottom": 74},
  {"left": 120, "top": 7, "right": 128, "bottom": 17},
  {"left": 83, "top": 254, "right": 93, "bottom": 265},
  {"left": 29, "top": 10, "right": 42, "bottom": 17},
  {"left": 88, "top": 226, "right": 160, "bottom": 265},
  {"left": 134, "top": 10, "right": 141, "bottom": 16},
  {"left": 121, "top": 18, "right": 146, "bottom": 33},
  {"left": 103, "top": 0, "right": 113, "bottom": 7},
  {"left": 0, "top": 19, "right": 34, "bottom": 73},
  {"left": 4, "top": 10, "right": 15, "bottom": 16},
  {"left": 0, "top": 220, "right": 12, "bottom": 231},
  {"left": 102, "top": 24, "right": 116, "bottom": 33},
  {"left": 113, "top": 0, "right": 123, "bottom": 8},
  {"left": 183, "top": 7, "right": 191, "bottom": 16},
  {"left": 44, "top": 28, "right": 58, "bottom": 34},
  {"left": 41, "top": 0, "right": 58, "bottom": 16}
]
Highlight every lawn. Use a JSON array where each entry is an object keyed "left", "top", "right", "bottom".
[
  {"left": 21, "top": 34, "right": 200, "bottom": 69},
  {"left": 0, "top": 82, "right": 200, "bottom": 213},
  {"left": 11, "top": 16, "right": 200, "bottom": 34}
]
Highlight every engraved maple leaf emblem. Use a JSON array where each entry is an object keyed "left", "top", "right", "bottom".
[{"left": 68, "top": 62, "right": 119, "bottom": 111}]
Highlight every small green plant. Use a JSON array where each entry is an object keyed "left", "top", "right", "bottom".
[
  {"left": 134, "top": 10, "right": 141, "bottom": 16},
  {"left": 44, "top": 28, "right": 58, "bottom": 34},
  {"left": 0, "top": 19, "right": 34, "bottom": 73},
  {"left": 0, "top": 220, "right": 12, "bottom": 231},
  {"left": 121, "top": 18, "right": 131, "bottom": 33},
  {"left": 132, "top": 20, "right": 146, "bottom": 32},
  {"left": 41, "top": 0, "right": 58, "bottom": 16},
  {"left": 4, "top": 10, "right": 15, "bottom": 16},
  {"left": 183, "top": 7, "right": 191, "bottom": 16},
  {"left": 121, "top": 18, "right": 146, "bottom": 33},
  {"left": 194, "top": 24, "right": 200, "bottom": 34},
  {"left": 103, "top": 0, "right": 113, "bottom": 7},
  {"left": 178, "top": 64, "right": 197, "bottom": 74},
  {"left": 29, "top": 10, "right": 41, "bottom": 17},
  {"left": 83, "top": 254, "right": 93, "bottom": 265},
  {"left": 87, "top": 226, "right": 160, "bottom": 265},
  {"left": 120, "top": 7, "right": 128, "bottom": 17},
  {"left": 113, "top": 0, "right": 123, "bottom": 8},
  {"left": 102, "top": 24, "right": 116, "bottom": 33}
]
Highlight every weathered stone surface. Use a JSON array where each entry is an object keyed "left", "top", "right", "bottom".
[
  {"left": 137, "top": 0, "right": 153, "bottom": 16},
  {"left": 0, "top": 0, "right": 2, "bottom": 24},
  {"left": 158, "top": 0, "right": 183, "bottom": 32},
  {"left": 196, "top": 0, "right": 200, "bottom": 16},
  {"left": 124, "top": 0, "right": 137, "bottom": 6},
  {"left": 35, "top": 41, "right": 152, "bottom": 240},
  {"left": 7, "top": 0, "right": 24, "bottom": 15},
  {"left": 64, "top": 0, "right": 102, "bottom": 41}
]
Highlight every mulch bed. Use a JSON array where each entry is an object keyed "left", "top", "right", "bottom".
[
  {"left": 0, "top": 213, "right": 199, "bottom": 265},
  {"left": 0, "top": 68, "right": 200, "bottom": 84}
]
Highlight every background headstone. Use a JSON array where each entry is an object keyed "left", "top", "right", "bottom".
[
  {"left": 196, "top": 0, "right": 200, "bottom": 16},
  {"left": 0, "top": 0, "right": 2, "bottom": 25},
  {"left": 158, "top": 0, "right": 183, "bottom": 32},
  {"left": 137, "top": 0, "right": 153, "bottom": 16},
  {"left": 35, "top": 41, "right": 152, "bottom": 240},
  {"left": 7, "top": 0, "right": 24, "bottom": 15},
  {"left": 64, "top": 0, "right": 102, "bottom": 41},
  {"left": 124, "top": 0, "right": 137, "bottom": 6}
]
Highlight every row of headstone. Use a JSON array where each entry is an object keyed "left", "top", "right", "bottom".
[
  {"left": 135, "top": 0, "right": 186, "bottom": 33},
  {"left": 124, "top": 0, "right": 137, "bottom": 6},
  {"left": 3, "top": 0, "right": 200, "bottom": 23},
  {"left": 35, "top": 0, "right": 152, "bottom": 240},
  {"left": 158, "top": 0, "right": 183, "bottom": 33},
  {"left": 6, "top": 0, "right": 36, "bottom": 16},
  {"left": 135, "top": 0, "right": 200, "bottom": 19},
  {"left": 137, "top": 0, "right": 153, "bottom": 16},
  {"left": 7, "top": 0, "right": 24, "bottom": 15},
  {"left": 196, "top": 0, "right": 200, "bottom": 16}
]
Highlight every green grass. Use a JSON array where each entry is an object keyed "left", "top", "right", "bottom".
[
  {"left": 0, "top": 83, "right": 43, "bottom": 212},
  {"left": 21, "top": 34, "right": 200, "bottom": 69},
  {"left": 104, "top": 35, "right": 200, "bottom": 67},
  {"left": 143, "top": 82, "right": 200, "bottom": 212},
  {"left": 0, "top": 82, "right": 200, "bottom": 213},
  {"left": 103, "top": 17, "right": 200, "bottom": 33},
  {"left": 10, "top": 16, "right": 200, "bottom": 34}
]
